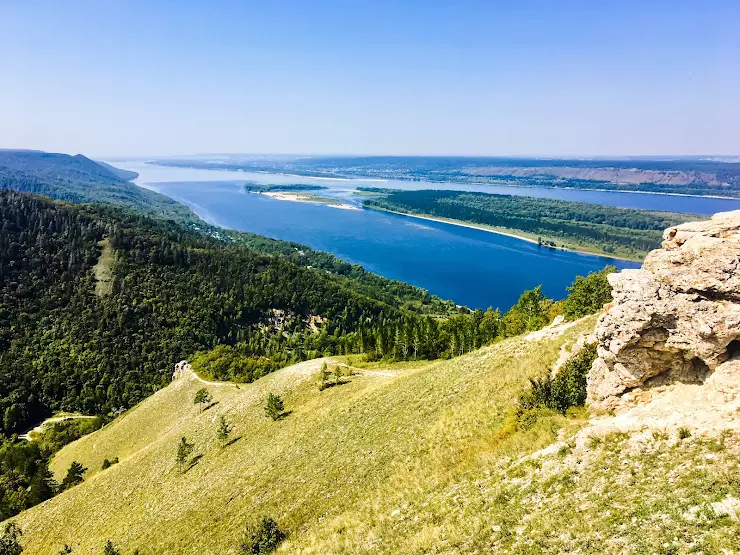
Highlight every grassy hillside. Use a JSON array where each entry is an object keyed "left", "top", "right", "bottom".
[
  {"left": 11, "top": 317, "right": 739, "bottom": 553},
  {"left": 0, "top": 150, "right": 200, "bottom": 224}
]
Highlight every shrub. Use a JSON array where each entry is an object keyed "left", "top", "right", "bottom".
[
  {"left": 549, "top": 343, "right": 597, "bottom": 413},
  {"left": 239, "top": 517, "right": 286, "bottom": 554},
  {"left": 678, "top": 427, "right": 691, "bottom": 440},
  {"left": 264, "top": 393, "right": 284, "bottom": 421},
  {"left": 517, "top": 343, "right": 598, "bottom": 419},
  {"left": 103, "top": 540, "right": 120, "bottom": 555},
  {"left": 101, "top": 457, "right": 119, "bottom": 470},
  {"left": 37, "top": 417, "right": 106, "bottom": 454},
  {"left": 191, "top": 345, "right": 278, "bottom": 383}
]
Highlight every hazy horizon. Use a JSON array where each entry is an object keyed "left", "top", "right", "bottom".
[{"left": 2, "top": 1, "right": 739, "bottom": 157}]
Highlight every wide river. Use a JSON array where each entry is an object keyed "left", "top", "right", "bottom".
[{"left": 111, "top": 160, "right": 740, "bottom": 310}]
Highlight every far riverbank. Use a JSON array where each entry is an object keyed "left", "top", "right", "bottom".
[{"left": 363, "top": 206, "right": 644, "bottom": 262}]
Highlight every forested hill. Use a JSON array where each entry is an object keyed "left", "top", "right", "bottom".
[
  {"left": 0, "top": 190, "right": 422, "bottom": 435},
  {"left": 0, "top": 150, "right": 198, "bottom": 224},
  {"left": 363, "top": 189, "right": 696, "bottom": 259}
]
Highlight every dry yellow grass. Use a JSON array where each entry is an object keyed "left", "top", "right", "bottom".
[{"left": 13, "top": 316, "right": 738, "bottom": 554}]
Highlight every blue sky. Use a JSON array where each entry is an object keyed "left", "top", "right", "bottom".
[{"left": 1, "top": 0, "right": 738, "bottom": 157}]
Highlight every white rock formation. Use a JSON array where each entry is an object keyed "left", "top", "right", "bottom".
[
  {"left": 172, "top": 360, "right": 192, "bottom": 381},
  {"left": 588, "top": 210, "right": 740, "bottom": 411}
]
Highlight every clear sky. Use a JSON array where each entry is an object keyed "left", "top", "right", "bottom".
[{"left": 1, "top": 0, "right": 738, "bottom": 157}]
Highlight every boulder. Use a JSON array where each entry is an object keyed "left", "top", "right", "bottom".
[{"left": 587, "top": 210, "right": 740, "bottom": 408}]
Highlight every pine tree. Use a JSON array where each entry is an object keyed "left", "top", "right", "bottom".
[
  {"left": 264, "top": 393, "right": 284, "bottom": 421},
  {"left": 317, "top": 362, "right": 331, "bottom": 391},
  {"left": 61, "top": 461, "right": 87, "bottom": 490},
  {"left": 332, "top": 365, "right": 343, "bottom": 384},
  {"left": 175, "top": 437, "right": 195, "bottom": 472},
  {"left": 193, "top": 388, "right": 212, "bottom": 413},
  {"left": 216, "top": 415, "right": 231, "bottom": 447}
]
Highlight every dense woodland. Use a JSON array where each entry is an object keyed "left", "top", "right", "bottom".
[
  {"left": 363, "top": 189, "right": 695, "bottom": 258},
  {"left": 0, "top": 190, "right": 423, "bottom": 435},
  {"left": 227, "top": 230, "right": 457, "bottom": 315}
]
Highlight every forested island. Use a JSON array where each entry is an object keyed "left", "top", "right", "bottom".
[
  {"left": 361, "top": 188, "right": 696, "bottom": 260},
  {"left": 243, "top": 183, "right": 328, "bottom": 193}
]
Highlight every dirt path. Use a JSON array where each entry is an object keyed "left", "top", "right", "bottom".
[{"left": 20, "top": 414, "right": 98, "bottom": 441}]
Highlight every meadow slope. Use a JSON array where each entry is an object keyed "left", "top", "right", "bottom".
[{"left": 11, "top": 317, "right": 740, "bottom": 553}]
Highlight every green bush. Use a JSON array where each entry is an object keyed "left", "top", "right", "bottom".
[
  {"left": 239, "top": 517, "right": 286, "bottom": 554},
  {"left": 517, "top": 343, "right": 598, "bottom": 419},
  {"left": 101, "top": 457, "right": 119, "bottom": 470}
]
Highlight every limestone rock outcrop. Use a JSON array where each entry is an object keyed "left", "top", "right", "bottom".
[
  {"left": 172, "top": 360, "right": 192, "bottom": 381},
  {"left": 587, "top": 210, "right": 740, "bottom": 408}
]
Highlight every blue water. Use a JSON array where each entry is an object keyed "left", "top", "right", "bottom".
[
  {"left": 109, "top": 160, "right": 740, "bottom": 310},
  {"left": 136, "top": 178, "right": 638, "bottom": 309}
]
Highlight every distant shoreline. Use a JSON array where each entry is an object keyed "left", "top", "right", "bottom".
[
  {"left": 365, "top": 206, "right": 643, "bottom": 263},
  {"left": 145, "top": 161, "right": 740, "bottom": 202}
]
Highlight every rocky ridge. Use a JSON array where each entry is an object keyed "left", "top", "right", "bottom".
[{"left": 586, "top": 210, "right": 740, "bottom": 432}]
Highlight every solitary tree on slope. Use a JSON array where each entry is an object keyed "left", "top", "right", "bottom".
[
  {"left": 216, "top": 415, "right": 232, "bottom": 447},
  {"left": 61, "top": 461, "right": 87, "bottom": 490},
  {"left": 175, "top": 437, "right": 195, "bottom": 472},
  {"left": 264, "top": 393, "right": 284, "bottom": 421},
  {"left": 194, "top": 388, "right": 212, "bottom": 413}
]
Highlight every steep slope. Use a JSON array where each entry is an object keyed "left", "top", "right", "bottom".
[
  {"left": 13, "top": 321, "right": 592, "bottom": 553},
  {"left": 0, "top": 191, "right": 418, "bottom": 435},
  {"left": 0, "top": 150, "right": 199, "bottom": 224},
  {"left": 11, "top": 315, "right": 739, "bottom": 553}
]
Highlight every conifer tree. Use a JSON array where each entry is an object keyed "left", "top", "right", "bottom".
[
  {"left": 216, "top": 415, "right": 231, "bottom": 447},
  {"left": 264, "top": 393, "right": 284, "bottom": 421},
  {"left": 317, "top": 362, "right": 331, "bottom": 390},
  {"left": 175, "top": 437, "right": 195, "bottom": 472},
  {"left": 61, "top": 461, "right": 87, "bottom": 490}
]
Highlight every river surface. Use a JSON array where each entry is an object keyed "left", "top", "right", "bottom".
[{"left": 109, "top": 160, "right": 740, "bottom": 310}]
